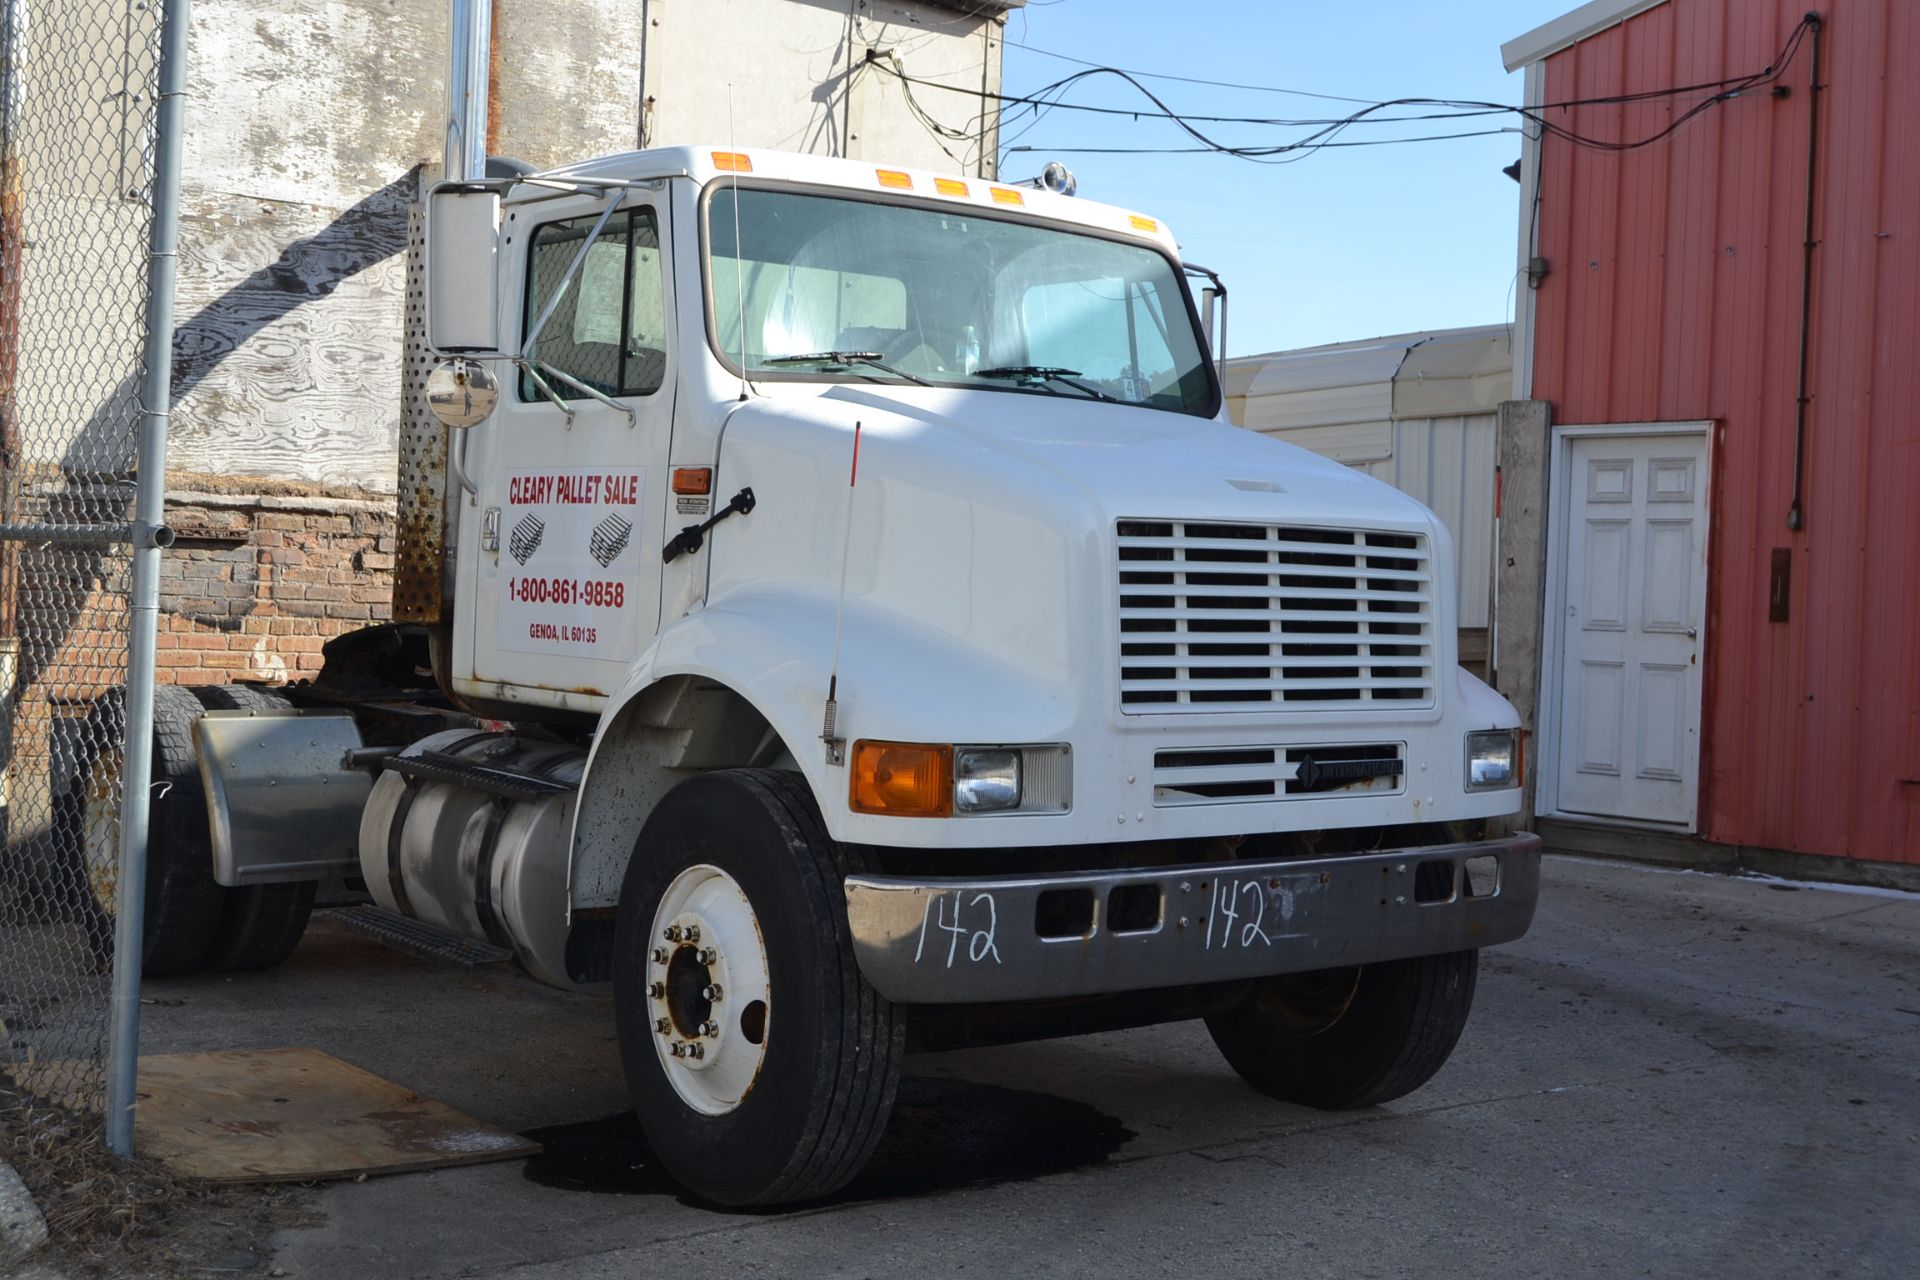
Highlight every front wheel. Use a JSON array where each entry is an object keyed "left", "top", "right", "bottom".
[
  {"left": 1206, "top": 949, "right": 1479, "bottom": 1110},
  {"left": 613, "top": 769, "right": 902, "bottom": 1206}
]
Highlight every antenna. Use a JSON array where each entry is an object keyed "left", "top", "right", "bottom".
[
  {"left": 821, "top": 420, "right": 862, "bottom": 766},
  {"left": 728, "top": 85, "right": 749, "bottom": 403}
]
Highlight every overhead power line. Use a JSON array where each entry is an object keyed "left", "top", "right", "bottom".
[
  {"left": 872, "top": 17, "right": 1817, "bottom": 166},
  {"left": 1001, "top": 37, "right": 1396, "bottom": 106}
]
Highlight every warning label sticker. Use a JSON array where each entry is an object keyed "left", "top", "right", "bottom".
[{"left": 499, "top": 470, "right": 643, "bottom": 661}]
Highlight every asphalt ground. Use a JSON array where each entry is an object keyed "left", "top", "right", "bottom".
[{"left": 121, "top": 854, "right": 1917, "bottom": 1279}]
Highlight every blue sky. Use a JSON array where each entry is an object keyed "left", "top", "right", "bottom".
[{"left": 997, "top": 0, "right": 1575, "bottom": 356}]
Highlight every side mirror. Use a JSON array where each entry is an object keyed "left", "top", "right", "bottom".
[
  {"left": 425, "top": 359, "right": 499, "bottom": 429},
  {"left": 426, "top": 183, "right": 502, "bottom": 354}
]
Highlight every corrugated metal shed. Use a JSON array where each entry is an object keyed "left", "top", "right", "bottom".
[
  {"left": 1223, "top": 326, "right": 1511, "bottom": 632},
  {"left": 1514, "top": 0, "right": 1920, "bottom": 865}
]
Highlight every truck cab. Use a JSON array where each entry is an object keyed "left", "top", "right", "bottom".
[{"left": 166, "top": 145, "right": 1538, "bottom": 1207}]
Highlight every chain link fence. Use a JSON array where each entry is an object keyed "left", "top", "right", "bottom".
[{"left": 0, "top": 0, "right": 166, "bottom": 1118}]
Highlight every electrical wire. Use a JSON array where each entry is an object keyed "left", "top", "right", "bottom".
[
  {"left": 1003, "top": 30, "right": 1812, "bottom": 114},
  {"left": 1013, "top": 130, "right": 1516, "bottom": 156},
  {"left": 1003, "top": 36, "right": 1401, "bottom": 106},
  {"left": 873, "top": 16, "right": 1816, "bottom": 166}
]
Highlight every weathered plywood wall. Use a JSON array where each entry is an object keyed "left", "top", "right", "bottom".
[
  {"left": 170, "top": 0, "right": 452, "bottom": 494},
  {"left": 164, "top": 0, "right": 1007, "bottom": 495},
  {"left": 645, "top": 0, "right": 1005, "bottom": 177},
  {"left": 7, "top": 1, "right": 159, "bottom": 477}
]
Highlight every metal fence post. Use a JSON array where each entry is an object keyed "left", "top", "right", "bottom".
[{"left": 104, "top": 0, "right": 191, "bottom": 1159}]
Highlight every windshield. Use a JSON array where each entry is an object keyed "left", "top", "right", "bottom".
[{"left": 706, "top": 186, "right": 1218, "bottom": 417}]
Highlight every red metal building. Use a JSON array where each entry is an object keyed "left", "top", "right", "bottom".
[{"left": 1503, "top": 0, "right": 1919, "bottom": 874}]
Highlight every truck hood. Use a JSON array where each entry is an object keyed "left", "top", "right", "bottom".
[
  {"left": 799, "top": 383, "right": 1439, "bottom": 532},
  {"left": 706, "top": 383, "right": 1452, "bottom": 703}
]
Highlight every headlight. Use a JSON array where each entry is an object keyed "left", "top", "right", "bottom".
[
  {"left": 1465, "top": 730, "right": 1520, "bottom": 791},
  {"left": 850, "top": 742, "right": 1070, "bottom": 816},
  {"left": 954, "top": 748, "right": 1022, "bottom": 812}
]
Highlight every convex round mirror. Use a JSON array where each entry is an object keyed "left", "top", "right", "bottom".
[{"left": 426, "top": 358, "right": 499, "bottom": 429}]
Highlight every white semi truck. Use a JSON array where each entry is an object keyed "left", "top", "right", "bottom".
[{"left": 84, "top": 145, "right": 1538, "bottom": 1206}]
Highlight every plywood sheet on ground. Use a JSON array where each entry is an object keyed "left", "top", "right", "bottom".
[{"left": 124, "top": 1047, "right": 538, "bottom": 1183}]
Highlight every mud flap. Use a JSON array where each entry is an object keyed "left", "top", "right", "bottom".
[{"left": 194, "top": 709, "right": 371, "bottom": 886}]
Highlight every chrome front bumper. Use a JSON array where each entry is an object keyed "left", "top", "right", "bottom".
[{"left": 844, "top": 833, "right": 1541, "bottom": 1004}]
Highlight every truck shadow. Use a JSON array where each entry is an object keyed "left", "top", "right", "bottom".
[{"left": 521, "top": 1075, "right": 1133, "bottom": 1210}]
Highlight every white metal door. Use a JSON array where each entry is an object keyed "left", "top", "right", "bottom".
[
  {"left": 466, "top": 197, "right": 674, "bottom": 702},
  {"left": 1552, "top": 432, "right": 1708, "bottom": 827}
]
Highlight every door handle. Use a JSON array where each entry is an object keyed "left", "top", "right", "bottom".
[
  {"left": 663, "top": 487, "right": 757, "bottom": 563},
  {"left": 1685, "top": 626, "right": 1698, "bottom": 639}
]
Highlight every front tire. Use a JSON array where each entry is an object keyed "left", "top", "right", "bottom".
[
  {"left": 1206, "top": 949, "right": 1479, "bottom": 1109},
  {"left": 613, "top": 769, "right": 902, "bottom": 1206}
]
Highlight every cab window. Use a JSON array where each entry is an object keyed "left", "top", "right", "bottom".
[
  {"left": 521, "top": 208, "right": 666, "bottom": 401},
  {"left": 1020, "top": 277, "right": 1185, "bottom": 405}
]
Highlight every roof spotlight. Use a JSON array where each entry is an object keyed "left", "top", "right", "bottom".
[{"left": 1039, "top": 161, "right": 1077, "bottom": 196}]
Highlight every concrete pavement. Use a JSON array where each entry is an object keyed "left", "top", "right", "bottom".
[{"left": 133, "top": 855, "right": 1919, "bottom": 1278}]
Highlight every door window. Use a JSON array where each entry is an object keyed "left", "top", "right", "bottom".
[{"left": 521, "top": 208, "right": 666, "bottom": 400}]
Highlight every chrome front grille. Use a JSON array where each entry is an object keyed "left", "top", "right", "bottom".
[{"left": 1117, "top": 520, "right": 1436, "bottom": 713}]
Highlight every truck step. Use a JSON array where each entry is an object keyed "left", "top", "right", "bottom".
[{"left": 327, "top": 905, "right": 513, "bottom": 968}]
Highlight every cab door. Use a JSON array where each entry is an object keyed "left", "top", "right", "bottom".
[{"left": 458, "top": 196, "right": 675, "bottom": 705}]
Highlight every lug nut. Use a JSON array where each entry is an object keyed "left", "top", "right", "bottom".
[
  {"left": 688, "top": 1042, "right": 704, "bottom": 1059},
  {"left": 654, "top": 1017, "right": 671, "bottom": 1035},
  {"left": 663, "top": 924, "right": 683, "bottom": 942},
  {"left": 685, "top": 924, "right": 701, "bottom": 943},
  {"left": 647, "top": 982, "right": 664, "bottom": 999},
  {"left": 700, "top": 1020, "right": 720, "bottom": 1038},
  {"left": 696, "top": 947, "right": 716, "bottom": 965},
  {"left": 651, "top": 947, "right": 668, "bottom": 964},
  {"left": 702, "top": 983, "right": 723, "bottom": 1001},
  {"left": 669, "top": 1042, "right": 686, "bottom": 1057}
]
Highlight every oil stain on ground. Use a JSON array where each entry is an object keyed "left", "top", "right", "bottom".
[{"left": 522, "top": 1076, "right": 1133, "bottom": 1206}]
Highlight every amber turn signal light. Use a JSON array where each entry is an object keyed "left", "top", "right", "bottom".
[
  {"left": 850, "top": 741, "right": 952, "bottom": 818},
  {"left": 671, "top": 467, "right": 713, "bottom": 495}
]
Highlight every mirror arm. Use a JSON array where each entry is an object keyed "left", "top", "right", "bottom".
[
  {"left": 515, "top": 360, "right": 576, "bottom": 428},
  {"left": 525, "top": 360, "right": 637, "bottom": 427},
  {"left": 449, "top": 427, "right": 480, "bottom": 500},
  {"left": 520, "top": 195, "right": 623, "bottom": 354},
  {"left": 515, "top": 174, "right": 680, "bottom": 196}
]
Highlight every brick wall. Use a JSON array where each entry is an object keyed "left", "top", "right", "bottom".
[
  {"left": 158, "top": 487, "right": 396, "bottom": 686},
  {"left": 0, "top": 480, "right": 396, "bottom": 849}
]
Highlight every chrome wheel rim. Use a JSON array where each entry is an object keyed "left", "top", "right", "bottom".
[{"left": 645, "top": 863, "right": 771, "bottom": 1116}]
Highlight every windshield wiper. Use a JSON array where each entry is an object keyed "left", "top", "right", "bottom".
[
  {"left": 762, "top": 351, "right": 931, "bottom": 387},
  {"left": 972, "top": 366, "right": 1119, "bottom": 403}
]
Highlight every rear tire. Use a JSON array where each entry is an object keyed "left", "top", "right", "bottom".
[
  {"left": 1206, "top": 949, "right": 1479, "bottom": 1109},
  {"left": 72, "top": 685, "right": 228, "bottom": 976},
  {"left": 613, "top": 769, "right": 902, "bottom": 1206},
  {"left": 192, "top": 684, "right": 317, "bottom": 971}
]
